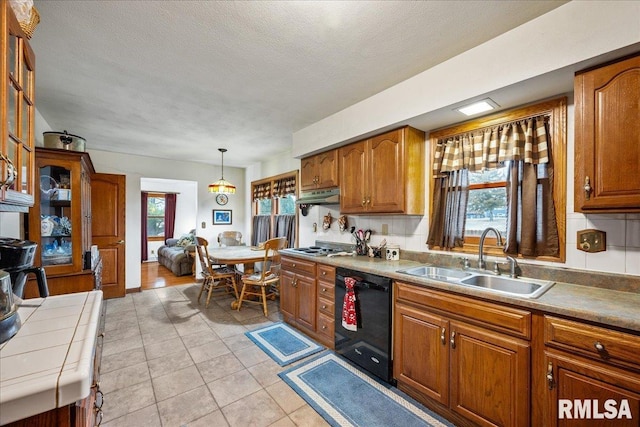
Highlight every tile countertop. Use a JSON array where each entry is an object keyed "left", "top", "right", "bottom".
[
  {"left": 0, "top": 290, "right": 103, "bottom": 425},
  {"left": 282, "top": 253, "right": 640, "bottom": 334}
]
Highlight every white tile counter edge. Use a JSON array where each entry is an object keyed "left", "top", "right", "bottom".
[{"left": 0, "top": 291, "right": 103, "bottom": 425}]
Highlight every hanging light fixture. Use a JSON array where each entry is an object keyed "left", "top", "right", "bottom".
[{"left": 208, "top": 148, "right": 236, "bottom": 194}]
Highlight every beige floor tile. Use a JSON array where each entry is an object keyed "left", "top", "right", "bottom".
[
  {"left": 196, "top": 353, "right": 245, "bottom": 383},
  {"left": 101, "top": 347, "right": 146, "bottom": 374},
  {"left": 268, "top": 416, "right": 297, "bottom": 427},
  {"left": 147, "top": 348, "right": 194, "bottom": 378},
  {"left": 234, "top": 342, "right": 272, "bottom": 368},
  {"left": 221, "top": 389, "right": 287, "bottom": 427},
  {"left": 172, "top": 313, "right": 212, "bottom": 336},
  {"left": 103, "top": 315, "right": 139, "bottom": 333},
  {"left": 209, "top": 322, "right": 249, "bottom": 338},
  {"left": 101, "top": 404, "right": 161, "bottom": 427},
  {"left": 144, "top": 336, "right": 186, "bottom": 360},
  {"left": 103, "top": 324, "right": 140, "bottom": 343},
  {"left": 157, "top": 385, "right": 218, "bottom": 426},
  {"left": 208, "top": 369, "right": 263, "bottom": 407},
  {"left": 152, "top": 365, "right": 204, "bottom": 402},
  {"left": 101, "top": 334, "right": 144, "bottom": 358},
  {"left": 99, "top": 361, "right": 150, "bottom": 393},
  {"left": 180, "top": 328, "right": 221, "bottom": 349},
  {"left": 101, "top": 380, "right": 155, "bottom": 423},
  {"left": 288, "top": 405, "right": 331, "bottom": 427},
  {"left": 265, "top": 380, "right": 306, "bottom": 414},
  {"left": 141, "top": 327, "right": 180, "bottom": 346},
  {"left": 187, "top": 409, "right": 230, "bottom": 427},
  {"left": 221, "top": 332, "right": 255, "bottom": 352},
  {"left": 187, "top": 338, "right": 231, "bottom": 364},
  {"left": 248, "top": 359, "right": 285, "bottom": 388}
]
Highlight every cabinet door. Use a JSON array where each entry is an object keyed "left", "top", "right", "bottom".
[
  {"left": 575, "top": 54, "right": 640, "bottom": 212},
  {"left": 300, "top": 156, "right": 317, "bottom": 191},
  {"left": 339, "top": 140, "right": 367, "bottom": 213},
  {"left": 280, "top": 270, "right": 297, "bottom": 320},
  {"left": 296, "top": 274, "right": 317, "bottom": 332},
  {"left": 368, "top": 129, "right": 404, "bottom": 213},
  {"left": 394, "top": 303, "right": 450, "bottom": 405},
  {"left": 449, "top": 321, "right": 530, "bottom": 427},
  {"left": 544, "top": 350, "right": 640, "bottom": 427},
  {"left": 316, "top": 150, "right": 338, "bottom": 189}
]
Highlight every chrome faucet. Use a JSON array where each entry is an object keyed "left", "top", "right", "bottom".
[
  {"left": 478, "top": 227, "right": 503, "bottom": 270},
  {"left": 506, "top": 256, "right": 518, "bottom": 278}
]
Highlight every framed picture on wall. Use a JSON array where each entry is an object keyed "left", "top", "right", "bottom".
[{"left": 213, "top": 209, "right": 232, "bottom": 225}]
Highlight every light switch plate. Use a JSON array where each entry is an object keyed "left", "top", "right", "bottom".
[{"left": 577, "top": 229, "right": 606, "bottom": 253}]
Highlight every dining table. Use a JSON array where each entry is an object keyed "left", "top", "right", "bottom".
[{"left": 207, "top": 245, "right": 270, "bottom": 309}]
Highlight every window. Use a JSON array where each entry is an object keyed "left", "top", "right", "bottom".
[
  {"left": 251, "top": 171, "right": 298, "bottom": 248},
  {"left": 428, "top": 97, "right": 566, "bottom": 261},
  {"left": 146, "top": 193, "right": 165, "bottom": 240}
]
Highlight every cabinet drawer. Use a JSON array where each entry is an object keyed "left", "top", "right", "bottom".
[
  {"left": 317, "top": 264, "right": 335, "bottom": 282},
  {"left": 282, "top": 256, "right": 316, "bottom": 276},
  {"left": 395, "top": 281, "right": 531, "bottom": 339},
  {"left": 317, "top": 311, "right": 335, "bottom": 342},
  {"left": 317, "top": 295, "right": 335, "bottom": 317},
  {"left": 317, "top": 280, "right": 335, "bottom": 302},
  {"left": 544, "top": 316, "right": 640, "bottom": 370}
]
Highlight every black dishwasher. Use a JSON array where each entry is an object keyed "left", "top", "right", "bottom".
[{"left": 335, "top": 267, "right": 393, "bottom": 383}]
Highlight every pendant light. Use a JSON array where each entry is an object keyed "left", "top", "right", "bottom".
[{"left": 208, "top": 148, "right": 236, "bottom": 194}]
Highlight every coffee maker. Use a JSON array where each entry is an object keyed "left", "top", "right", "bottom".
[{"left": 0, "top": 238, "right": 49, "bottom": 343}]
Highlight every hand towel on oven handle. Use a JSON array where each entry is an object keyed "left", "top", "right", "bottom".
[{"left": 342, "top": 276, "right": 358, "bottom": 331}]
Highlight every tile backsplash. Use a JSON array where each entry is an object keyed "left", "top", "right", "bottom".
[{"left": 301, "top": 206, "right": 640, "bottom": 277}]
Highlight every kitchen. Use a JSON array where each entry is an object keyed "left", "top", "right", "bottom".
[{"left": 2, "top": 1, "right": 640, "bottom": 426}]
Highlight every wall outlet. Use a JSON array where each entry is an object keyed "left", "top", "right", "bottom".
[
  {"left": 381, "top": 223, "right": 389, "bottom": 235},
  {"left": 151, "top": 249, "right": 155, "bottom": 255}
]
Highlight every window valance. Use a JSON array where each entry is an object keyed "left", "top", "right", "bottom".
[
  {"left": 252, "top": 182, "right": 271, "bottom": 201},
  {"left": 272, "top": 176, "right": 296, "bottom": 198},
  {"left": 432, "top": 114, "right": 550, "bottom": 175}
]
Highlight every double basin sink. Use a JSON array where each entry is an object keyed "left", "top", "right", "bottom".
[{"left": 397, "top": 265, "right": 554, "bottom": 298}]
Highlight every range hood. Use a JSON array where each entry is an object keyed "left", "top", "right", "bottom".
[{"left": 296, "top": 188, "right": 340, "bottom": 205}]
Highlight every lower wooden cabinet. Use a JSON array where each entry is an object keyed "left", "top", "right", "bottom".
[
  {"left": 394, "top": 281, "right": 531, "bottom": 427},
  {"left": 541, "top": 315, "right": 640, "bottom": 426}
]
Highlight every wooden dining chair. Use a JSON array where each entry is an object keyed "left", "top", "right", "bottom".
[
  {"left": 217, "top": 231, "right": 242, "bottom": 247},
  {"left": 237, "top": 237, "right": 287, "bottom": 316},
  {"left": 195, "top": 236, "right": 238, "bottom": 308}
]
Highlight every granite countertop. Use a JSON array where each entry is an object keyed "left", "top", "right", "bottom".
[
  {"left": 282, "top": 252, "right": 640, "bottom": 334},
  {"left": 0, "top": 291, "right": 103, "bottom": 425}
]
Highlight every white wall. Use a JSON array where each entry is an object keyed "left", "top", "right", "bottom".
[
  {"left": 0, "top": 213, "right": 22, "bottom": 238},
  {"left": 141, "top": 177, "right": 198, "bottom": 261},
  {"left": 87, "top": 149, "right": 245, "bottom": 290}
]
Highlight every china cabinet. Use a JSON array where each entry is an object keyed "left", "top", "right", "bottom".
[
  {"left": 300, "top": 149, "right": 339, "bottom": 191},
  {"left": 0, "top": 0, "right": 35, "bottom": 212},
  {"left": 339, "top": 126, "right": 424, "bottom": 214},
  {"left": 574, "top": 53, "right": 640, "bottom": 212},
  {"left": 25, "top": 147, "right": 99, "bottom": 296}
]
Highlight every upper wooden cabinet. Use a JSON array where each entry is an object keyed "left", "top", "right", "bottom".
[
  {"left": 339, "top": 126, "right": 425, "bottom": 214},
  {"left": 0, "top": 0, "right": 35, "bottom": 212},
  {"left": 300, "top": 150, "right": 339, "bottom": 191},
  {"left": 574, "top": 53, "right": 640, "bottom": 212}
]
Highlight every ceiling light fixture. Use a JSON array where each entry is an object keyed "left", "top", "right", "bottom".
[
  {"left": 456, "top": 98, "right": 499, "bottom": 116},
  {"left": 208, "top": 148, "right": 236, "bottom": 194}
]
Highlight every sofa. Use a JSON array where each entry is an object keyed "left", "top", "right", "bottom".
[{"left": 157, "top": 230, "right": 196, "bottom": 276}]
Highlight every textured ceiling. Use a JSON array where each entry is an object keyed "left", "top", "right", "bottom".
[{"left": 30, "top": 1, "right": 567, "bottom": 168}]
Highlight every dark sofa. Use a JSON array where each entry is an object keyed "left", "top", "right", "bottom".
[{"left": 157, "top": 230, "right": 196, "bottom": 276}]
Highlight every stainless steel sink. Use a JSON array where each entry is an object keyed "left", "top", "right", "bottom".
[
  {"left": 398, "top": 266, "right": 472, "bottom": 281},
  {"left": 458, "top": 274, "right": 554, "bottom": 298}
]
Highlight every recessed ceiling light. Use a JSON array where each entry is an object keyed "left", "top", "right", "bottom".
[{"left": 456, "top": 98, "right": 499, "bottom": 116}]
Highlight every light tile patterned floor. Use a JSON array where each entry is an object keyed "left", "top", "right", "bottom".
[{"left": 101, "top": 283, "right": 330, "bottom": 427}]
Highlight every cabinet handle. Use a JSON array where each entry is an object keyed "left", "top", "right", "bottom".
[
  {"left": 321, "top": 271, "right": 326, "bottom": 276},
  {"left": 362, "top": 198, "right": 367, "bottom": 207},
  {"left": 584, "top": 176, "right": 592, "bottom": 200},
  {"left": 322, "top": 325, "right": 327, "bottom": 330},
  {"left": 322, "top": 305, "right": 327, "bottom": 310},
  {"left": 366, "top": 197, "right": 371, "bottom": 206},
  {"left": 321, "top": 288, "right": 327, "bottom": 292},
  {"left": 292, "top": 278, "right": 298, "bottom": 288},
  {"left": 546, "top": 361, "right": 554, "bottom": 390},
  {"left": 292, "top": 263, "right": 296, "bottom": 268},
  {"left": 594, "top": 341, "right": 605, "bottom": 352},
  {"left": 440, "top": 327, "right": 446, "bottom": 345},
  {"left": 450, "top": 331, "right": 456, "bottom": 349}
]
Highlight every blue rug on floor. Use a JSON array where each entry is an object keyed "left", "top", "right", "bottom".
[
  {"left": 279, "top": 351, "right": 454, "bottom": 427},
  {"left": 245, "top": 322, "right": 324, "bottom": 366}
]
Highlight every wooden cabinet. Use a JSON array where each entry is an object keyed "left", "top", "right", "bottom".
[
  {"left": 542, "top": 316, "right": 640, "bottom": 426},
  {"left": 339, "top": 126, "right": 424, "bottom": 214},
  {"left": 25, "top": 148, "right": 99, "bottom": 296},
  {"left": 0, "top": 0, "right": 35, "bottom": 212},
  {"left": 394, "top": 281, "right": 531, "bottom": 427},
  {"left": 300, "top": 150, "right": 338, "bottom": 191},
  {"left": 281, "top": 256, "right": 317, "bottom": 332},
  {"left": 315, "top": 264, "right": 335, "bottom": 348},
  {"left": 574, "top": 53, "right": 640, "bottom": 212}
]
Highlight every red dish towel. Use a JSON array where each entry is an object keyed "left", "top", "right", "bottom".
[{"left": 342, "top": 277, "right": 358, "bottom": 331}]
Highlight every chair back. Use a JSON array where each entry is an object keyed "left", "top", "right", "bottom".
[
  {"left": 258, "top": 237, "right": 287, "bottom": 281},
  {"left": 195, "top": 236, "right": 213, "bottom": 275},
  {"left": 218, "top": 231, "right": 242, "bottom": 247}
]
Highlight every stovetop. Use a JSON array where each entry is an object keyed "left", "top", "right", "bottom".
[{"left": 282, "top": 246, "right": 342, "bottom": 257}]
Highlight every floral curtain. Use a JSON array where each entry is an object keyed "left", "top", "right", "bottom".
[
  {"left": 252, "top": 182, "right": 271, "bottom": 201},
  {"left": 272, "top": 176, "right": 296, "bottom": 198}
]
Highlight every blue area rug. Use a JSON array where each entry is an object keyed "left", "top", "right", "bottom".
[
  {"left": 279, "top": 351, "right": 454, "bottom": 427},
  {"left": 245, "top": 322, "right": 324, "bottom": 366}
]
